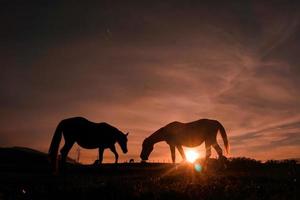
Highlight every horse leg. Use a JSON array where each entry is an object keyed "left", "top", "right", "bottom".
[
  {"left": 109, "top": 145, "right": 119, "bottom": 163},
  {"left": 212, "top": 141, "right": 227, "bottom": 169},
  {"left": 212, "top": 142, "right": 224, "bottom": 158},
  {"left": 169, "top": 145, "right": 176, "bottom": 163},
  {"left": 98, "top": 148, "right": 104, "bottom": 164},
  {"left": 176, "top": 145, "right": 186, "bottom": 162},
  {"left": 203, "top": 141, "right": 212, "bottom": 170},
  {"left": 205, "top": 141, "right": 212, "bottom": 159},
  {"left": 60, "top": 140, "right": 74, "bottom": 170}
]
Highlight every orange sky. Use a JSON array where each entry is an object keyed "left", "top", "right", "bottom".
[{"left": 1, "top": 1, "right": 300, "bottom": 163}]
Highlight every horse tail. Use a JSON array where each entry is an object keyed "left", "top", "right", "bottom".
[
  {"left": 218, "top": 122, "right": 229, "bottom": 154},
  {"left": 48, "top": 121, "right": 64, "bottom": 172}
]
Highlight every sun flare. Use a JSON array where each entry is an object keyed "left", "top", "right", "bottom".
[{"left": 185, "top": 149, "right": 200, "bottom": 163}]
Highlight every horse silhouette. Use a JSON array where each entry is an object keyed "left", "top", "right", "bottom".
[
  {"left": 48, "top": 117, "right": 128, "bottom": 172},
  {"left": 140, "top": 119, "right": 229, "bottom": 163}
]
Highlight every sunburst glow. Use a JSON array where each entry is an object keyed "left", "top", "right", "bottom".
[{"left": 185, "top": 149, "right": 200, "bottom": 163}]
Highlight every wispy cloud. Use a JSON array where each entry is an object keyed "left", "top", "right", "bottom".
[{"left": 1, "top": 1, "right": 300, "bottom": 163}]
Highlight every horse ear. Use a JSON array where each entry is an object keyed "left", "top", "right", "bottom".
[{"left": 126, "top": 132, "right": 129, "bottom": 136}]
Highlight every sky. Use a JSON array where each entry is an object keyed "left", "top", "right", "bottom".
[{"left": 1, "top": 0, "right": 300, "bottom": 163}]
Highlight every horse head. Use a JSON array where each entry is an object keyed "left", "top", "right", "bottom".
[
  {"left": 117, "top": 132, "right": 129, "bottom": 153},
  {"left": 140, "top": 138, "right": 154, "bottom": 161}
]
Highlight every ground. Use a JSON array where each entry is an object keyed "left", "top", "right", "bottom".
[
  {"left": 0, "top": 159, "right": 299, "bottom": 200},
  {"left": 0, "top": 147, "right": 299, "bottom": 199}
]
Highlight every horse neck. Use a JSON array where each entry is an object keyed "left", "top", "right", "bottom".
[
  {"left": 147, "top": 128, "right": 166, "bottom": 145},
  {"left": 115, "top": 130, "right": 123, "bottom": 141}
]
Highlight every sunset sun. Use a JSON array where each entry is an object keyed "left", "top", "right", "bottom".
[{"left": 185, "top": 149, "right": 200, "bottom": 163}]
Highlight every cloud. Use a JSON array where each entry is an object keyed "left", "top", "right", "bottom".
[
  {"left": 1, "top": 0, "right": 300, "bottom": 162},
  {"left": 229, "top": 120, "right": 300, "bottom": 160}
]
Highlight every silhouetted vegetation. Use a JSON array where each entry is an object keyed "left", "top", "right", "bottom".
[
  {"left": 227, "top": 157, "right": 262, "bottom": 169},
  {"left": 266, "top": 159, "right": 297, "bottom": 166},
  {"left": 0, "top": 147, "right": 299, "bottom": 200}
]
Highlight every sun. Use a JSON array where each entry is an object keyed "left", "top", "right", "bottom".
[{"left": 185, "top": 149, "right": 200, "bottom": 163}]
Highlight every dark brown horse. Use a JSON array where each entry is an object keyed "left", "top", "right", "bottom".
[
  {"left": 140, "top": 119, "right": 229, "bottom": 163},
  {"left": 48, "top": 117, "right": 128, "bottom": 172}
]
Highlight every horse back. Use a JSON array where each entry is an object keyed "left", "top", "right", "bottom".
[
  {"left": 60, "top": 117, "right": 119, "bottom": 147},
  {"left": 163, "top": 119, "right": 220, "bottom": 146},
  {"left": 60, "top": 117, "right": 97, "bottom": 131}
]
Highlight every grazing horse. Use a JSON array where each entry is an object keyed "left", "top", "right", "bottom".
[
  {"left": 140, "top": 119, "right": 229, "bottom": 163},
  {"left": 48, "top": 117, "right": 128, "bottom": 172}
]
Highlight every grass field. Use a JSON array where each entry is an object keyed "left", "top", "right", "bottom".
[{"left": 0, "top": 157, "right": 299, "bottom": 200}]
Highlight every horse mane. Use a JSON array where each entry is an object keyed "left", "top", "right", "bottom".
[
  {"left": 146, "top": 127, "right": 166, "bottom": 145},
  {"left": 99, "top": 122, "right": 124, "bottom": 137}
]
